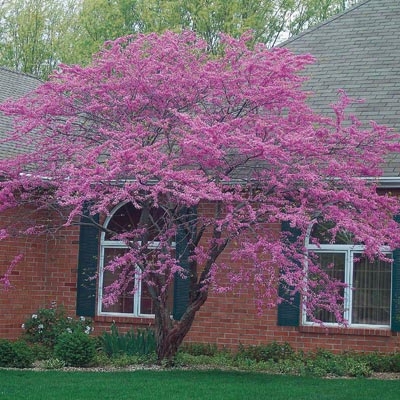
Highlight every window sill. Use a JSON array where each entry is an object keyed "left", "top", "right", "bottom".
[
  {"left": 299, "top": 325, "right": 392, "bottom": 337},
  {"left": 95, "top": 315, "right": 155, "bottom": 326}
]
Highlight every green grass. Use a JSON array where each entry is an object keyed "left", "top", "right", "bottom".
[{"left": 0, "top": 369, "right": 399, "bottom": 400}]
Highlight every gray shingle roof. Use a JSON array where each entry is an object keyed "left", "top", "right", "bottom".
[
  {"left": 0, "top": 67, "right": 41, "bottom": 159},
  {"left": 283, "top": 0, "right": 400, "bottom": 178}
]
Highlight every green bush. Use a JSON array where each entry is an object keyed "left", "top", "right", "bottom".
[
  {"left": 11, "top": 341, "right": 35, "bottom": 369},
  {"left": 342, "top": 358, "right": 372, "bottom": 378},
  {"left": 236, "top": 342, "right": 295, "bottom": 362},
  {"left": 0, "top": 339, "right": 34, "bottom": 369},
  {"left": 109, "top": 354, "right": 146, "bottom": 367},
  {"left": 29, "top": 343, "right": 53, "bottom": 361},
  {"left": 388, "top": 353, "right": 400, "bottom": 372},
  {"left": 22, "top": 304, "right": 93, "bottom": 348},
  {"left": 230, "top": 345, "right": 378, "bottom": 377},
  {"left": 276, "top": 358, "right": 306, "bottom": 375},
  {"left": 40, "top": 358, "right": 66, "bottom": 370},
  {"left": 180, "top": 343, "right": 218, "bottom": 357},
  {"left": 99, "top": 323, "right": 156, "bottom": 357},
  {"left": 54, "top": 331, "right": 96, "bottom": 367},
  {"left": 346, "top": 351, "right": 400, "bottom": 373},
  {"left": 176, "top": 352, "right": 220, "bottom": 367},
  {"left": 0, "top": 339, "right": 16, "bottom": 367},
  {"left": 353, "top": 352, "right": 392, "bottom": 372},
  {"left": 301, "top": 350, "right": 374, "bottom": 378},
  {"left": 306, "top": 349, "right": 345, "bottom": 377}
]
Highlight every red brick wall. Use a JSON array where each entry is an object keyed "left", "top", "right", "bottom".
[
  {"left": 89, "top": 288, "right": 400, "bottom": 354},
  {"left": 0, "top": 208, "right": 79, "bottom": 339},
  {"left": 1, "top": 206, "right": 399, "bottom": 354},
  {"left": 185, "top": 290, "right": 400, "bottom": 354}
]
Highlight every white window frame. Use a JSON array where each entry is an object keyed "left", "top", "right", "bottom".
[
  {"left": 303, "top": 243, "right": 392, "bottom": 328},
  {"left": 97, "top": 203, "right": 174, "bottom": 318}
]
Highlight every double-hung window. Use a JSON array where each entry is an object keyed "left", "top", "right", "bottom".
[
  {"left": 98, "top": 202, "right": 168, "bottom": 317},
  {"left": 304, "top": 230, "right": 392, "bottom": 327}
]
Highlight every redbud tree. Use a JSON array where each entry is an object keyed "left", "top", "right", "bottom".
[{"left": 1, "top": 31, "right": 400, "bottom": 362}]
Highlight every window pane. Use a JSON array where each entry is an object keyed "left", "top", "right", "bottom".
[
  {"left": 139, "top": 277, "right": 174, "bottom": 316},
  {"left": 352, "top": 254, "right": 391, "bottom": 325},
  {"left": 140, "top": 282, "right": 154, "bottom": 315},
  {"left": 311, "top": 222, "right": 354, "bottom": 244},
  {"left": 105, "top": 202, "right": 166, "bottom": 240},
  {"left": 105, "top": 203, "right": 141, "bottom": 240},
  {"left": 101, "top": 247, "right": 135, "bottom": 314},
  {"left": 307, "top": 252, "right": 345, "bottom": 323}
]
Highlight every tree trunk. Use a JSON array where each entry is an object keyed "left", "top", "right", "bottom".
[{"left": 154, "top": 293, "right": 207, "bottom": 365}]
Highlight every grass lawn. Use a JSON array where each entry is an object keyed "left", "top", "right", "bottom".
[{"left": 0, "top": 369, "right": 399, "bottom": 400}]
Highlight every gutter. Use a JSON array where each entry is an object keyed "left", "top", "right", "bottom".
[{"left": 374, "top": 177, "right": 400, "bottom": 188}]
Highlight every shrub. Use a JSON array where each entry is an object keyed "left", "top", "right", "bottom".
[
  {"left": 21, "top": 303, "right": 93, "bottom": 348},
  {"left": 276, "top": 358, "right": 306, "bottom": 375},
  {"left": 99, "top": 323, "right": 156, "bottom": 357},
  {"left": 389, "top": 353, "right": 400, "bottom": 372},
  {"left": 342, "top": 358, "right": 372, "bottom": 378},
  {"left": 40, "top": 358, "right": 66, "bottom": 370},
  {"left": 180, "top": 343, "right": 218, "bottom": 357},
  {"left": 0, "top": 339, "right": 16, "bottom": 367},
  {"left": 0, "top": 339, "right": 34, "bottom": 368},
  {"left": 349, "top": 352, "right": 400, "bottom": 373},
  {"left": 30, "top": 343, "right": 53, "bottom": 361},
  {"left": 236, "top": 342, "right": 295, "bottom": 362},
  {"left": 304, "top": 349, "right": 345, "bottom": 377},
  {"left": 353, "top": 352, "right": 391, "bottom": 372},
  {"left": 54, "top": 331, "right": 96, "bottom": 367},
  {"left": 11, "top": 341, "right": 35, "bottom": 368},
  {"left": 109, "top": 355, "right": 141, "bottom": 367},
  {"left": 302, "top": 349, "right": 374, "bottom": 378}
]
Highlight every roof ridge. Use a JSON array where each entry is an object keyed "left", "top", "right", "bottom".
[
  {"left": 280, "top": 0, "right": 372, "bottom": 47},
  {"left": 0, "top": 66, "right": 42, "bottom": 83}
]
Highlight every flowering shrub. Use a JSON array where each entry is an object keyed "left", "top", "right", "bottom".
[{"left": 21, "top": 303, "right": 93, "bottom": 348}]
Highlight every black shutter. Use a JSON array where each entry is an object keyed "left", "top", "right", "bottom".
[
  {"left": 277, "top": 221, "right": 301, "bottom": 326},
  {"left": 277, "top": 285, "right": 300, "bottom": 326},
  {"left": 173, "top": 207, "right": 197, "bottom": 321},
  {"left": 392, "top": 216, "right": 400, "bottom": 332},
  {"left": 76, "top": 212, "right": 99, "bottom": 317}
]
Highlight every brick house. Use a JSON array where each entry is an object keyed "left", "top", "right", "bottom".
[{"left": 1, "top": 0, "right": 400, "bottom": 354}]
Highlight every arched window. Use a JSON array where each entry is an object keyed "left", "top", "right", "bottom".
[
  {"left": 304, "top": 222, "right": 392, "bottom": 327},
  {"left": 98, "top": 202, "right": 171, "bottom": 317}
]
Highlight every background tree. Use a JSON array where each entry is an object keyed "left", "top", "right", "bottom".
[
  {"left": 0, "top": 0, "right": 360, "bottom": 78},
  {"left": 60, "top": 0, "right": 131, "bottom": 67},
  {"left": 0, "top": 0, "right": 78, "bottom": 78},
  {"left": 1, "top": 31, "right": 399, "bottom": 363},
  {"left": 73, "top": 0, "right": 360, "bottom": 56}
]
